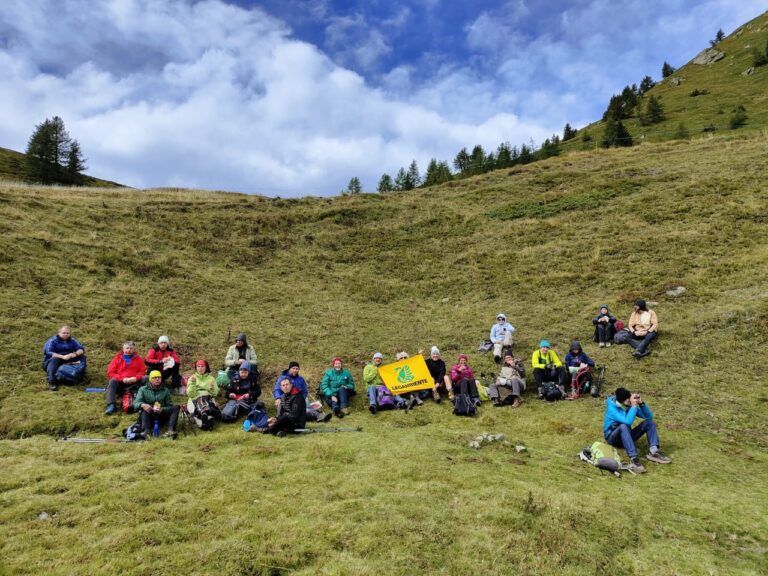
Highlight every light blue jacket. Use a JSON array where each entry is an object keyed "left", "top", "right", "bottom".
[
  {"left": 490, "top": 322, "right": 516, "bottom": 342},
  {"left": 603, "top": 396, "right": 654, "bottom": 436}
]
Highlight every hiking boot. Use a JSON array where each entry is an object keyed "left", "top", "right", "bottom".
[
  {"left": 494, "top": 355, "right": 501, "bottom": 364},
  {"left": 590, "top": 387, "right": 600, "bottom": 398},
  {"left": 406, "top": 396, "right": 417, "bottom": 411},
  {"left": 48, "top": 382, "right": 58, "bottom": 391},
  {"left": 646, "top": 451, "right": 671, "bottom": 464},
  {"left": 633, "top": 349, "right": 651, "bottom": 359},
  {"left": 104, "top": 403, "right": 116, "bottom": 416},
  {"left": 605, "top": 342, "right": 611, "bottom": 347},
  {"left": 163, "top": 431, "right": 178, "bottom": 440},
  {"left": 628, "top": 458, "right": 646, "bottom": 474},
  {"left": 341, "top": 407, "right": 349, "bottom": 415},
  {"left": 598, "top": 342, "right": 605, "bottom": 348},
  {"left": 369, "top": 404, "right": 378, "bottom": 415},
  {"left": 413, "top": 395, "right": 424, "bottom": 406},
  {"left": 447, "top": 390, "right": 455, "bottom": 402},
  {"left": 276, "top": 430, "right": 287, "bottom": 438},
  {"left": 319, "top": 412, "right": 333, "bottom": 423},
  {"left": 511, "top": 397, "right": 522, "bottom": 408},
  {"left": 333, "top": 407, "right": 344, "bottom": 419},
  {"left": 432, "top": 390, "right": 441, "bottom": 403}
]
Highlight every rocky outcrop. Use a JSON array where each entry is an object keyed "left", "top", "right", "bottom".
[{"left": 693, "top": 48, "right": 726, "bottom": 65}]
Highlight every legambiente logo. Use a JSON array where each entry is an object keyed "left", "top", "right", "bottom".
[{"left": 396, "top": 365, "right": 414, "bottom": 383}]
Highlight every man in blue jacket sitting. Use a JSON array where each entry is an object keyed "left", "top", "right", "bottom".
[
  {"left": 603, "top": 387, "right": 672, "bottom": 474},
  {"left": 42, "top": 325, "right": 86, "bottom": 390}
]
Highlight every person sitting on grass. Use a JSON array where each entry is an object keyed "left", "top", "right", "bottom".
[
  {"left": 320, "top": 357, "right": 356, "bottom": 418},
  {"left": 144, "top": 335, "right": 181, "bottom": 388},
  {"left": 262, "top": 377, "right": 307, "bottom": 437},
  {"left": 186, "top": 359, "right": 221, "bottom": 430},
  {"left": 223, "top": 361, "right": 261, "bottom": 405},
  {"left": 42, "top": 325, "right": 86, "bottom": 391},
  {"left": 105, "top": 341, "right": 148, "bottom": 415},
  {"left": 603, "top": 387, "right": 671, "bottom": 474},
  {"left": 620, "top": 299, "right": 658, "bottom": 359},
  {"left": 273, "top": 361, "right": 331, "bottom": 423},
  {"left": 563, "top": 340, "right": 596, "bottom": 396},
  {"left": 450, "top": 354, "right": 481, "bottom": 407},
  {"left": 489, "top": 350, "right": 525, "bottom": 408},
  {"left": 490, "top": 313, "right": 516, "bottom": 363},
  {"left": 425, "top": 346, "right": 451, "bottom": 403},
  {"left": 531, "top": 340, "right": 566, "bottom": 399},
  {"left": 592, "top": 305, "right": 617, "bottom": 347},
  {"left": 224, "top": 333, "right": 258, "bottom": 379},
  {"left": 135, "top": 370, "right": 180, "bottom": 439},
  {"left": 365, "top": 352, "right": 407, "bottom": 413}
]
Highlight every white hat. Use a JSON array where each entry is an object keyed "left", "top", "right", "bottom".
[
  {"left": 158, "top": 335, "right": 170, "bottom": 344},
  {"left": 430, "top": 346, "right": 440, "bottom": 355},
  {"left": 396, "top": 351, "right": 409, "bottom": 360},
  {"left": 496, "top": 313, "right": 506, "bottom": 321},
  {"left": 373, "top": 352, "right": 384, "bottom": 360}
]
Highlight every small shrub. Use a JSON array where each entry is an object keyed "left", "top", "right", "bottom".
[
  {"left": 674, "top": 123, "right": 690, "bottom": 139},
  {"left": 729, "top": 105, "right": 748, "bottom": 129},
  {"left": 689, "top": 88, "right": 710, "bottom": 97},
  {"left": 702, "top": 124, "right": 718, "bottom": 133}
]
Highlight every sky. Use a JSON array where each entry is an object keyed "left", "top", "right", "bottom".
[{"left": 1, "top": 1, "right": 766, "bottom": 196}]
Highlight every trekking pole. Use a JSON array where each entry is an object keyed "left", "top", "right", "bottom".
[
  {"left": 58, "top": 436, "right": 127, "bottom": 444},
  {"left": 294, "top": 427, "right": 363, "bottom": 434}
]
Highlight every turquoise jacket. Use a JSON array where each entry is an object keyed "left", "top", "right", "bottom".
[
  {"left": 603, "top": 396, "right": 654, "bottom": 435},
  {"left": 320, "top": 368, "right": 355, "bottom": 396}
]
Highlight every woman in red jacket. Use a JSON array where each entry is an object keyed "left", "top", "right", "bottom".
[
  {"left": 105, "top": 341, "right": 148, "bottom": 415},
  {"left": 449, "top": 354, "right": 481, "bottom": 407},
  {"left": 144, "top": 335, "right": 181, "bottom": 388}
]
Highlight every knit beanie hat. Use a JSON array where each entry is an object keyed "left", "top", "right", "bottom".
[
  {"left": 615, "top": 387, "right": 631, "bottom": 403},
  {"left": 288, "top": 361, "right": 300, "bottom": 369},
  {"left": 430, "top": 346, "right": 440, "bottom": 355}
]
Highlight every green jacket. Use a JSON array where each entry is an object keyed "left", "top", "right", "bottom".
[
  {"left": 187, "top": 373, "right": 219, "bottom": 400},
  {"left": 363, "top": 363, "right": 383, "bottom": 387},
  {"left": 531, "top": 349, "right": 562, "bottom": 370},
  {"left": 320, "top": 368, "right": 355, "bottom": 396},
  {"left": 133, "top": 385, "right": 174, "bottom": 414},
  {"left": 224, "top": 344, "right": 257, "bottom": 368}
]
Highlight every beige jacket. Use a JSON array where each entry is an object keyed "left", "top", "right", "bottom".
[{"left": 628, "top": 309, "right": 658, "bottom": 336}]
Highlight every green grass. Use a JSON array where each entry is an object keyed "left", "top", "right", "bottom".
[
  {"left": 1, "top": 131, "right": 767, "bottom": 575},
  {"left": 567, "top": 11, "right": 768, "bottom": 148},
  {"left": 0, "top": 146, "right": 125, "bottom": 188}
]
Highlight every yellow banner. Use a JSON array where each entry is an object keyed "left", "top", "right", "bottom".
[{"left": 378, "top": 355, "right": 434, "bottom": 394}]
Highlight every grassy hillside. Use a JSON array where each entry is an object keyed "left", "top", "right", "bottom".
[
  {"left": 0, "top": 146, "right": 125, "bottom": 188},
  {"left": 570, "top": 11, "right": 768, "bottom": 147},
  {"left": 1, "top": 133, "right": 767, "bottom": 575}
]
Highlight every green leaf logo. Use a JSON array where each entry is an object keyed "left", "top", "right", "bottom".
[{"left": 396, "top": 365, "right": 414, "bottom": 384}]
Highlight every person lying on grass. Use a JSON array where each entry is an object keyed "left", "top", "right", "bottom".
[
  {"left": 42, "top": 324, "right": 86, "bottom": 391},
  {"left": 105, "top": 341, "right": 148, "bottom": 415},
  {"left": 603, "top": 387, "right": 671, "bottom": 474},
  {"left": 489, "top": 350, "right": 525, "bottom": 408},
  {"left": 262, "top": 378, "right": 307, "bottom": 436},
  {"left": 135, "top": 371, "right": 180, "bottom": 439},
  {"left": 320, "top": 357, "right": 356, "bottom": 418}
]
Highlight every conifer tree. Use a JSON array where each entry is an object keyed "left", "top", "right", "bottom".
[
  {"left": 377, "top": 173, "right": 393, "bottom": 193},
  {"left": 406, "top": 160, "right": 421, "bottom": 189},
  {"left": 453, "top": 147, "right": 470, "bottom": 173},
  {"left": 640, "top": 95, "right": 666, "bottom": 125},
  {"left": 662, "top": 61, "right": 676, "bottom": 78},
  {"left": 394, "top": 167, "right": 409, "bottom": 191},
  {"left": 345, "top": 177, "right": 362, "bottom": 194},
  {"left": 25, "top": 116, "right": 85, "bottom": 185},
  {"left": 639, "top": 75, "right": 656, "bottom": 94},
  {"left": 562, "top": 123, "right": 578, "bottom": 141},
  {"left": 496, "top": 142, "right": 513, "bottom": 167},
  {"left": 602, "top": 117, "right": 633, "bottom": 147}
]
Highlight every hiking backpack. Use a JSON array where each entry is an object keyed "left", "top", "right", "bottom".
[
  {"left": 452, "top": 380, "right": 477, "bottom": 416},
  {"left": 122, "top": 422, "right": 146, "bottom": 442},
  {"left": 243, "top": 406, "right": 269, "bottom": 431},
  {"left": 55, "top": 362, "right": 86, "bottom": 385},
  {"left": 541, "top": 382, "right": 562, "bottom": 402},
  {"left": 578, "top": 441, "right": 628, "bottom": 476},
  {"left": 376, "top": 385, "right": 396, "bottom": 409}
]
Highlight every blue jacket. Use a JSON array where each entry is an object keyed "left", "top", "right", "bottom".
[
  {"left": 273, "top": 370, "right": 308, "bottom": 399},
  {"left": 564, "top": 351, "right": 595, "bottom": 368},
  {"left": 490, "top": 322, "right": 516, "bottom": 342},
  {"left": 42, "top": 335, "right": 86, "bottom": 365},
  {"left": 603, "top": 396, "right": 654, "bottom": 436}
]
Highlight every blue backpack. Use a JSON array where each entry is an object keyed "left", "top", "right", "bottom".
[
  {"left": 56, "top": 362, "right": 86, "bottom": 385},
  {"left": 243, "top": 407, "right": 269, "bottom": 431}
]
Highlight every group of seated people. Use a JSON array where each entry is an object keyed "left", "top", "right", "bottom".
[{"left": 39, "top": 300, "right": 665, "bottom": 462}]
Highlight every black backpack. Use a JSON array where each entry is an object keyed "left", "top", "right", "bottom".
[
  {"left": 453, "top": 380, "right": 477, "bottom": 416},
  {"left": 542, "top": 382, "right": 563, "bottom": 402}
]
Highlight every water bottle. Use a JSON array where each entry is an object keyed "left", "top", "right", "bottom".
[{"left": 153, "top": 419, "right": 160, "bottom": 437}]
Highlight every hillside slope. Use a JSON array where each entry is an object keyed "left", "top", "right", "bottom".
[
  {"left": 571, "top": 10, "right": 768, "bottom": 146},
  {"left": 0, "top": 146, "right": 125, "bottom": 188},
  {"left": 0, "top": 133, "right": 766, "bottom": 576}
]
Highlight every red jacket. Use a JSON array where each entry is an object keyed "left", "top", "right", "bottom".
[
  {"left": 107, "top": 353, "right": 147, "bottom": 382},
  {"left": 144, "top": 346, "right": 181, "bottom": 367}
]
